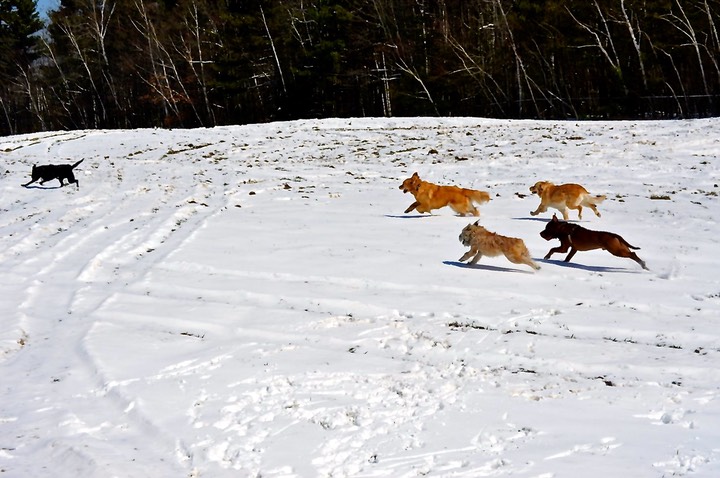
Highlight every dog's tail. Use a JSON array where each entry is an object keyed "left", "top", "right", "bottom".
[
  {"left": 584, "top": 194, "right": 606, "bottom": 205},
  {"left": 618, "top": 235, "right": 640, "bottom": 250},
  {"left": 71, "top": 159, "right": 84, "bottom": 169},
  {"left": 465, "top": 189, "right": 491, "bottom": 204}
]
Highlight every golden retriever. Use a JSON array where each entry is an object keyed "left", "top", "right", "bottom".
[
  {"left": 459, "top": 221, "right": 540, "bottom": 270},
  {"left": 399, "top": 172, "right": 490, "bottom": 216},
  {"left": 529, "top": 181, "right": 605, "bottom": 220}
]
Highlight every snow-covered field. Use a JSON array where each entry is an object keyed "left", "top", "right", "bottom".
[{"left": 1, "top": 117, "right": 719, "bottom": 477}]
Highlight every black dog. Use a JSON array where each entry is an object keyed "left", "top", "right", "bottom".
[{"left": 22, "top": 159, "right": 84, "bottom": 189}]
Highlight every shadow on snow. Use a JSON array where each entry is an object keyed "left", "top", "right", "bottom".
[{"left": 443, "top": 260, "right": 535, "bottom": 274}]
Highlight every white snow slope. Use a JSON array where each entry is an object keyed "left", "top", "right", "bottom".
[{"left": 1, "top": 117, "right": 719, "bottom": 478}]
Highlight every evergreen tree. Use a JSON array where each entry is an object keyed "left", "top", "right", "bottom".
[{"left": 0, "top": 0, "right": 43, "bottom": 134}]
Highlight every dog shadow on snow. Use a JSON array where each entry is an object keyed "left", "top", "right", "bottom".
[
  {"left": 21, "top": 184, "right": 63, "bottom": 190},
  {"left": 385, "top": 214, "right": 437, "bottom": 219},
  {"left": 443, "top": 261, "right": 536, "bottom": 274},
  {"left": 513, "top": 216, "right": 551, "bottom": 223},
  {"left": 513, "top": 216, "right": 593, "bottom": 224},
  {"left": 536, "top": 259, "right": 641, "bottom": 274},
  {"left": 445, "top": 259, "right": 640, "bottom": 274}
]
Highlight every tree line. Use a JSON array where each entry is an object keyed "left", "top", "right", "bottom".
[{"left": 1, "top": 0, "right": 719, "bottom": 135}]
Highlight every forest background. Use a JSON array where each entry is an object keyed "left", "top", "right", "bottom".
[{"left": 1, "top": 0, "right": 719, "bottom": 135}]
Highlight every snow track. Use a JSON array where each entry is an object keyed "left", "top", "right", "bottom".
[{"left": 1, "top": 119, "right": 719, "bottom": 477}]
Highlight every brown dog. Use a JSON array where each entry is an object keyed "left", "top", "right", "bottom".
[
  {"left": 459, "top": 221, "right": 540, "bottom": 270},
  {"left": 400, "top": 172, "right": 490, "bottom": 216},
  {"left": 529, "top": 181, "right": 605, "bottom": 220},
  {"left": 540, "top": 215, "right": 647, "bottom": 270}
]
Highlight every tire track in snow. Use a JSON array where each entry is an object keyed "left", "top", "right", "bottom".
[{"left": 0, "top": 133, "right": 231, "bottom": 475}]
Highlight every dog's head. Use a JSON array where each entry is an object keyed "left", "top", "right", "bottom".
[
  {"left": 539, "top": 214, "right": 564, "bottom": 241},
  {"left": 529, "top": 181, "right": 551, "bottom": 196},
  {"left": 399, "top": 172, "right": 422, "bottom": 194},
  {"left": 459, "top": 220, "right": 485, "bottom": 246}
]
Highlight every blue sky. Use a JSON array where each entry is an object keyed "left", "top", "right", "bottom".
[{"left": 37, "top": 0, "right": 58, "bottom": 17}]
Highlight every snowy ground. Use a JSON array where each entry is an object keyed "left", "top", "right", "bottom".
[{"left": 1, "top": 117, "right": 719, "bottom": 477}]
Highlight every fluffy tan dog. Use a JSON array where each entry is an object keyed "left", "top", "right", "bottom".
[
  {"left": 399, "top": 172, "right": 491, "bottom": 216},
  {"left": 458, "top": 221, "right": 540, "bottom": 270},
  {"left": 529, "top": 181, "right": 606, "bottom": 220}
]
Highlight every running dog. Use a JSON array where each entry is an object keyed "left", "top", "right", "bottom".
[
  {"left": 529, "top": 180, "right": 605, "bottom": 220},
  {"left": 22, "top": 159, "right": 84, "bottom": 189},
  {"left": 459, "top": 221, "right": 540, "bottom": 270},
  {"left": 540, "top": 214, "right": 647, "bottom": 270},
  {"left": 399, "top": 172, "right": 490, "bottom": 216}
]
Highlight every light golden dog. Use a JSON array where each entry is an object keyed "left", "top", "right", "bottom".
[
  {"left": 458, "top": 221, "right": 540, "bottom": 270},
  {"left": 399, "top": 172, "right": 490, "bottom": 216},
  {"left": 529, "top": 181, "right": 606, "bottom": 220}
]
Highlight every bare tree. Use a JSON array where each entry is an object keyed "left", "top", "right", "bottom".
[
  {"left": 493, "top": 0, "right": 541, "bottom": 116},
  {"left": 58, "top": 19, "right": 107, "bottom": 126},
  {"left": 178, "top": 1, "right": 216, "bottom": 125},
  {"left": 663, "top": 0, "right": 711, "bottom": 96},
  {"left": 619, "top": 0, "right": 648, "bottom": 89},
  {"left": 700, "top": 0, "right": 720, "bottom": 83},
  {"left": 567, "top": 1, "right": 622, "bottom": 79},
  {"left": 395, "top": 54, "right": 439, "bottom": 115},
  {"left": 260, "top": 4, "right": 287, "bottom": 95}
]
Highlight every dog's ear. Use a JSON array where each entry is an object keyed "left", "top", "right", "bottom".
[
  {"left": 551, "top": 214, "right": 558, "bottom": 222},
  {"left": 474, "top": 220, "right": 480, "bottom": 226},
  {"left": 412, "top": 172, "right": 419, "bottom": 178}
]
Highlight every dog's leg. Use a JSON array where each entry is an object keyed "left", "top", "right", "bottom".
[
  {"left": 636, "top": 255, "right": 648, "bottom": 270},
  {"left": 404, "top": 201, "right": 420, "bottom": 214},
  {"left": 21, "top": 179, "right": 36, "bottom": 187},
  {"left": 576, "top": 205, "right": 583, "bottom": 220},
  {"left": 543, "top": 242, "right": 570, "bottom": 260},
  {"left": 582, "top": 196, "right": 603, "bottom": 217},
  {"left": 459, "top": 249, "right": 475, "bottom": 262},
  {"left": 449, "top": 200, "right": 477, "bottom": 217},
  {"left": 530, "top": 204, "right": 546, "bottom": 216},
  {"left": 507, "top": 252, "right": 541, "bottom": 270},
  {"left": 607, "top": 237, "right": 648, "bottom": 270},
  {"left": 458, "top": 204, "right": 479, "bottom": 217},
  {"left": 563, "top": 248, "right": 578, "bottom": 262},
  {"left": 68, "top": 173, "right": 79, "bottom": 189},
  {"left": 560, "top": 208, "right": 570, "bottom": 221},
  {"left": 469, "top": 252, "right": 483, "bottom": 264},
  {"left": 611, "top": 247, "right": 648, "bottom": 270},
  {"left": 521, "top": 254, "right": 541, "bottom": 270},
  {"left": 630, "top": 253, "right": 648, "bottom": 270}
]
